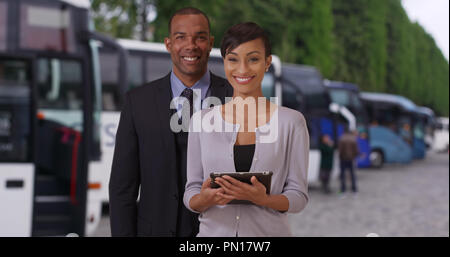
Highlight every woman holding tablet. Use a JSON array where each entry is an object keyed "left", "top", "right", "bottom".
[{"left": 184, "top": 22, "right": 309, "bottom": 236}]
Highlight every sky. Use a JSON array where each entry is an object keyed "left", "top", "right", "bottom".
[{"left": 401, "top": 0, "right": 449, "bottom": 61}]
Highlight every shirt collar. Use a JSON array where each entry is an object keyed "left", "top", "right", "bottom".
[{"left": 170, "top": 70, "right": 210, "bottom": 100}]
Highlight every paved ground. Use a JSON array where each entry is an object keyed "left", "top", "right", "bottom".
[
  {"left": 288, "top": 150, "right": 449, "bottom": 237},
  {"left": 91, "top": 151, "right": 449, "bottom": 237}
]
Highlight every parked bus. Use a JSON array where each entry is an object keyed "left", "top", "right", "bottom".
[
  {"left": 324, "top": 80, "right": 371, "bottom": 168},
  {"left": 95, "top": 38, "right": 283, "bottom": 206},
  {"left": 0, "top": 0, "right": 120, "bottom": 236},
  {"left": 360, "top": 92, "right": 421, "bottom": 167},
  {"left": 280, "top": 63, "right": 354, "bottom": 185},
  {"left": 415, "top": 106, "right": 436, "bottom": 149},
  {"left": 433, "top": 117, "right": 449, "bottom": 153},
  {"left": 409, "top": 106, "right": 434, "bottom": 159}
]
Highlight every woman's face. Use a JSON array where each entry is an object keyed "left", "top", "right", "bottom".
[{"left": 223, "top": 38, "right": 271, "bottom": 97}]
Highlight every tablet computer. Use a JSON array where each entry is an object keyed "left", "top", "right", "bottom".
[{"left": 210, "top": 171, "right": 273, "bottom": 205}]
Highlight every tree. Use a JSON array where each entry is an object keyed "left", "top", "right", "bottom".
[
  {"left": 332, "top": 0, "right": 387, "bottom": 92},
  {"left": 91, "top": 0, "right": 155, "bottom": 41},
  {"left": 90, "top": 0, "right": 449, "bottom": 115}
]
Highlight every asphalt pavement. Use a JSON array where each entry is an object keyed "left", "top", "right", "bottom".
[{"left": 91, "top": 151, "right": 449, "bottom": 237}]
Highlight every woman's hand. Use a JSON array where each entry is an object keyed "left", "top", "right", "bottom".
[
  {"left": 190, "top": 178, "right": 234, "bottom": 212},
  {"left": 214, "top": 175, "right": 269, "bottom": 206},
  {"left": 199, "top": 178, "right": 234, "bottom": 206}
]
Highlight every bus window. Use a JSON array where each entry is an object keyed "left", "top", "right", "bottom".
[
  {"left": 351, "top": 93, "right": 363, "bottom": 109},
  {"left": 414, "top": 121, "right": 424, "bottom": 139},
  {"left": 99, "top": 52, "right": 121, "bottom": 111},
  {"left": 308, "top": 117, "right": 321, "bottom": 149},
  {"left": 0, "top": 58, "right": 31, "bottom": 162},
  {"left": 145, "top": 54, "right": 172, "bottom": 83},
  {"left": 19, "top": 3, "right": 76, "bottom": 53},
  {"left": 128, "top": 54, "right": 143, "bottom": 89},
  {"left": 99, "top": 52, "right": 118, "bottom": 85},
  {"left": 329, "top": 89, "right": 350, "bottom": 106},
  {"left": 282, "top": 65, "right": 329, "bottom": 111},
  {"left": 261, "top": 72, "right": 275, "bottom": 98},
  {"left": 282, "top": 82, "right": 303, "bottom": 112},
  {"left": 350, "top": 93, "right": 369, "bottom": 124},
  {"left": 0, "top": 2, "right": 6, "bottom": 51},
  {"left": 208, "top": 58, "right": 225, "bottom": 78},
  {"left": 37, "top": 58, "right": 83, "bottom": 131},
  {"left": 398, "top": 115, "right": 413, "bottom": 144},
  {"left": 300, "top": 76, "right": 322, "bottom": 93}
]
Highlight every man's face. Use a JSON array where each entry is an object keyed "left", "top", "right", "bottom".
[{"left": 164, "top": 14, "right": 213, "bottom": 81}]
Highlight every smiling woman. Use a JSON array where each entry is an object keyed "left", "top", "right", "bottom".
[
  {"left": 219, "top": 23, "right": 274, "bottom": 140},
  {"left": 184, "top": 22, "right": 310, "bottom": 237},
  {"left": 222, "top": 38, "right": 271, "bottom": 97}
]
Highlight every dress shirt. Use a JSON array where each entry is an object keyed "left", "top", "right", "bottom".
[{"left": 171, "top": 71, "right": 210, "bottom": 118}]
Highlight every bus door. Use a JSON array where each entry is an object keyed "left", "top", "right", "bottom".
[
  {"left": 32, "top": 55, "right": 90, "bottom": 237},
  {"left": 412, "top": 113, "right": 426, "bottom": 159},
  {"left": 0, "top": 56, "right": 34, "bottom": 236},
  {"left": 0, "top": 55, "right": 90, "bottom": 237},
  {"left": 0, "top": 0, "right": 100, "bottom": 237}
]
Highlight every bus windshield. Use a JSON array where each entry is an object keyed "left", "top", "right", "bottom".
[
  {"left": 328, "top": 88, "right": 369, "bottom": 126},
  {"left": 37, "top": 58, "right": 84, "bottom": 131},
  {"left": 281, "top": 64, "right": 329, "bottom": 112},
  {"left": 0, "top": 1, "right": 6, "bottom": 51},
  {"left": 0, "top": 58, "right": 31, "bottom": 162},
  {"left": 19, "top": 3, "right": 76, "bottom": 53}
]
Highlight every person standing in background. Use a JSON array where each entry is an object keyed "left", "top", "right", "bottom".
[
  {"left": 338, "top": 129, "right": 360, "bottom": 194},
  {"left": 319, "top": 134, "right": 334, "bottom": 194}
]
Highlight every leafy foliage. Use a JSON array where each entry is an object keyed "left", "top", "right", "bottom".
[{"left": 91, "top": 0, "right": 449, "bottom": 115}]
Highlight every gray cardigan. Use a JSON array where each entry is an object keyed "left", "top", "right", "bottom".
[{"left": 184, "top": 105, "right": 309, "bottom": 237}]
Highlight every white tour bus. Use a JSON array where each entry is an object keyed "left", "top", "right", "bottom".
[
  {"left": 0, "top": 0, "right": 127, "bottom": 236},
  {"left": 433, "top": 117, "right": 449, "bottom": 153}
]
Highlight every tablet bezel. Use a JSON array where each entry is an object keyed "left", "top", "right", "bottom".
[{"left": 209, "top": 171, "right": 273, "bottom": 195}]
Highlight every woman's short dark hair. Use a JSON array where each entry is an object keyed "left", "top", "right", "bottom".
[{"left": 220, "top": 22, "right": 271, "bottom": 58}]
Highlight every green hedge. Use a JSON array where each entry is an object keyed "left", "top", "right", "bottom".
[{"left": 92, "top": 0, "right": 449, "bottom": 116}]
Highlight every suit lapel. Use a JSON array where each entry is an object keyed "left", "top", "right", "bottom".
[
  {"left": 154, "top": 72, "right": 231, "bottom": 152},
  {"left": 154, "top": 73, "right": 176, "bottom": 153},
  {"left": 208, "top": 72, "right": 233, "bottom": 104}
]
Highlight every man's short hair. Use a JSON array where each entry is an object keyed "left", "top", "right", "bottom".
[{"left": 168, "top": 7, "right": 211, "bottom": 34}]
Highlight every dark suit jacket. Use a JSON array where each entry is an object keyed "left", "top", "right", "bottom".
[{"left": 109, "top": 72, "right": 233, "bottom": 236}]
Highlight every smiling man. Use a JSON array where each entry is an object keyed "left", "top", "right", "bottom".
[
  {"left": 109, "top": 7, "right": 233, "bottom": 237},
  {"left": 165, "top": 12, "right": 212, "bottom": 86}
]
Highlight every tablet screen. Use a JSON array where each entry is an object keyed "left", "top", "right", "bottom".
[{"left": 209, "top": 171, "right": 273, "bottom": 205}]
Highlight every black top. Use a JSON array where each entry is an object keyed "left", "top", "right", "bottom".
[{"left": 233, "top": 144, "right": 256, "bottom": 172}]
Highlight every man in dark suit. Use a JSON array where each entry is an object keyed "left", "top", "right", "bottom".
[{"left": 109, "top": 7, "right": 233, "bottom": 236}]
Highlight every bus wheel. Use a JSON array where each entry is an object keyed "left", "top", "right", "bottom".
[{"left": 370, "top": 150, "right": 384, "bottom": 169}]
